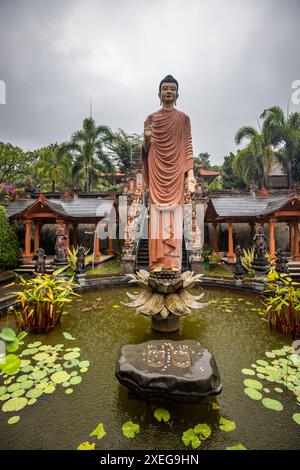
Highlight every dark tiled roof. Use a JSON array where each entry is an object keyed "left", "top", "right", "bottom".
[
  {"left": 7, "top": 198, "right": 114, "bottom": 219},
  {"left": 210, "top": 194, "right": 292, "bottom": 218}
]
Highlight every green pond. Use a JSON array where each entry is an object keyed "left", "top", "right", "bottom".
[{"left": 0, "top": 286, "right": 299, "bottom": 450}]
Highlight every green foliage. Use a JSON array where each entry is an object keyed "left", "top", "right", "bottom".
[
  {"left": 221, "top": 152, "right": 247, "bottom": 190},
  {"left": 194, "top": 152, "right": 211, "bottom": 169},
  {"left": 241, "top": 247, "right": 255, "bottom": 275},
  {"left": 0, "top": 327, "right": 27, "bottom": 353},
  {"left": 154, "top": 408, "right": 170, "bottom": 423},
  {"left": 89, "top": 423, "right": 106, "bottom": 440},
  {"left": 0, "top": 206, "right": 19, "bottom": 270},
  {"left": 263, "top": 271, "right": 300, "bottom": 337},
  {"left": 208, "top": 176, "right": 223, "bottom": 191},
  {"left": 106, "top": 128, "right": 143, "bottom": 174},
  {"left": 202, "top": 246, "right": 213, "bottom": 262},
  {"left": 122, "top": 421, "right": 140, "bottom": 438},
  {"left": 0, "top": 143, "right": 30, "bottom": 183},
  {"left": 219, "top": 417, "right": 236, "bottom": 432},
  {"left": 0, "top": 354, "right": 21, "bottom": 375},
  {"left": 12, "top": 274, "right": 80, "bottom": 333},
  {"left": 34, "top": 143, "right": 73, "bottom": 192}
]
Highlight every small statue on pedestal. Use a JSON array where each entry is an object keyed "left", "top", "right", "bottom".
[
  {"left": 76, "top": 246, "right": 86, "bottom": 274},
  {"left": 33, "top": 248, "right": 46, "bottom": 274},
  {"left": 53, "top": 225, "right": 68, "bottom": 265},
  {"left": 275, "top": 248, "right": 288, "bottom": 274},
  {"left": 234, "top": 245, "right": 245, "bottom": 280}
]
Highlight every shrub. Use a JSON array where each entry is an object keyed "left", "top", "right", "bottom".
[{"left": 0, "top": 205, "right": 19, "bottom": 270}]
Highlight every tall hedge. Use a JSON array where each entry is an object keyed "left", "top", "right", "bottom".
[{"left": 0, "top": 205, "right": 19, "bottom": 270}]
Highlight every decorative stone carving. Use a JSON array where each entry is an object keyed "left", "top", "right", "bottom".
[
  {"left": 115, "top": 339, "right": 222, "bottom": 403},
  {"left": 275, "top": 248, "right": 288, "bottom": 274},
  {"left": 33, "top": 248, "right": 46, "bottom": 274},
  {"left": 251, "top": 223, "right": 270, "bottom": 275},
  {"left": 234, "top": 244, "right": 245, "bottom": 279}
]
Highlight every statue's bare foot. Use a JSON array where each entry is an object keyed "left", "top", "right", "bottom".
[
  {"left": 171, "top": 267, "right": 180, "bottom": 272},
  {"left": 152, "top": 267, "right": 162, "bottom": 272}
]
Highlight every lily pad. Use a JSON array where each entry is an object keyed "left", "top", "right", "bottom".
[
  {"left": 16, "top": 374, "right": 29, "bottom": 383},
  {"left": 2, "top": 397, "right": 28, "bottom": 412},
  {"left": 226, "top": 443, "right": 247, "bottom": 450},
  {"left": 0, "top": 354, "right": 21, "bottom": 375},
  {"left": 211, "top": 402, "right": 220, "bottom": 410},
  {"left": 0, "top": 327, "right": 16, "bottom": 342},
  {"left": 0, "top": 394, "right": 11, "bottom": 401},
  {"left": 43, "top": 385, "right": 56, "bottom": 394},
  {"left": 8, "top": 415, "right": 20, "bottom": 425},
  {"left": 219, "top": 417, "right": 236, "bottom": 432},
  {"left": 7, "top": 383, "right": 20, "bottom": 393},
  {"left": 80, "top": 368, "right": 88, "bottom": 373},
  {"left": 70, "top": 376, "right": 82, "bottom": 385},
  {"left": 112, "top": 304, "right": 120, "bottom": 309},
  {"left": 26, "top": 388, "right": 43, "bottom": 399},
  {"left": 0, "top": 386, "right": 7, "bottom": 396},
  {"left": 122, "top": 421, "right": 140, "bottom": 438},
  {"left": 154, "top": 408, "right": 170, "bottom": 423},
  {"left": 20, "top": 360, "right": 31, "bottom": 368},
  {"left": 182, "top": 428, "right": 201, "bottom": 449},
  {"left": 63, "top": 351, "right": 80, "bottom": 361},
  {"left": 194, "top": 423, "right": 211, "bottom": 439},
  {"left": 19, "top": 380, "right": 34, "bottom": 390},
  {"left": 11, "top": 389, "right": 25, "bottom": 397},
  {"left": 244, "top": 388, "right": 262, "bottom": 400},
  {"left": 90, "top": 423, "right": 106, "bottom": 440},
  {"left": 79, "top": 361, "right": 90, "bottom": 368},
  {"left": 243, "top": 379, "right": 263, "bottom": 390},
  {"left": 241, "top": 368, "right": 255, "bottom": 376},
  {"left": 21, "top": 348, "right": 39, "bottom": 356},
  {"left": 27, "top": 398, "right": 37, "bottom": 405},
  {"left": 256, "top": 359, "right": 268, "bottom": 367},
  {"left": 31, "top": 370, "right": 47, "bottom": 381},
  {"left": 262, "top": 398, "right": 283, "bottom": 411},
  {"left": 65, "top": 388, "right": 73, "bottom": 395},
  {"left": 292, "top": 413, "right": 300, "bottom": 425},
  {"left": 265, "top": 352, "right": 276, "bottom": 358},
  {"left": 77, "top": 442, "right": 95, "bottom": 450},
  {"left": 63, "top": 332, "right": 76, "bottom": 341},
  {"left": 28, "top": 342, "right": 42, "bottom": 348},
  {"left": 51, "top": 371, "right": 70, "bottom": 384}
]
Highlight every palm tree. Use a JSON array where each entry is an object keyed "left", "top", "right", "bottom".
[
  {"left": 67, "top": 117, "right": 114, "bottom": 192},
  {"left": 107, "top": 129, "right": 143, "bottom": 174},
  {"left": 35, "top": 144, "right": 73, "bottom": 192},
  {"left": 260, "top": 106, "right": 300, "bottom": 188},
  {"left": 234, "top": 124, "right": 275, "bottom": 189}
]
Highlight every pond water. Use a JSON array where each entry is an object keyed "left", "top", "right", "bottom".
[{"left": 0, "top": 285, "right": 299, "bottom": 450}]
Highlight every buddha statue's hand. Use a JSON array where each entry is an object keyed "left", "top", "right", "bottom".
[
  {"left": 143, "top": 117, "right": 152, "bottom": 152},
  {"left": 186, "top": 174, "right": 197, "bottom": 192}
]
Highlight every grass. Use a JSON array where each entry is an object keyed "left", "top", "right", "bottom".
[
  {"left": 86, "top": 258, "right": 121, "bottom": 276},
  {"left": 203, "top": 265, "right": 234, "bottom": 278}
]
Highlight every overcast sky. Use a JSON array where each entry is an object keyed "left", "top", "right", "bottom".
[{"left": 0, "top": 0, "right": 299, "bottom": 165}]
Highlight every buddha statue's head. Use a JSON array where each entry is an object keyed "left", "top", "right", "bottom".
[{"left": 158, "top": 74, "right": 179, "bottom": 106}]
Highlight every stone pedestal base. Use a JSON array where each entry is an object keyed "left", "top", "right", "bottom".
[
  {"left": 151, "top": 313, "right": 180, "bottom": 332},
  {"left": 191, "top": 259, "right": 204, "bottom": 274},
  {"left": 121, "top": 257, "right": 136, "bottom": 275},
  {"left": 76, "top": 273, "right": 86, "bottom": 286},
  {"left": 116, "top": 339, "right": 222, "bottom": 403}
]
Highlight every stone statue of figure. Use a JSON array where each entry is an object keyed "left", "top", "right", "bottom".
[
  {"left": 76, "top": 246, "right": 86, "bottom": 274},
  {"left": 142, "top": 75, "right": 196, "bottom": 271},
  {"left": 33, "top": 248, "right": 46, "bottom": 274},
  {"left": 54, "top": 225, "right": 67, "bottom": 261},
  {"left": 253, "top": 223, "right": 267, "bottom": 259}
]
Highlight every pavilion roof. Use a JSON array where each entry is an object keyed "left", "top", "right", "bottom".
[
  {"left": 206, "top": 193, "right": 298, "bottom": 220},
  {"left": 7, "top": 197, "right": 114, "bottom": 220}
]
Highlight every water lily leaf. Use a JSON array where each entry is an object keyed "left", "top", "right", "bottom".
[
  {"left": 0, "top": 386, "right": 6, "bottom": 396},
  {"left": 263, "top": 388, "right": 270, "bottom": 393},
  {"left": 122, "top": 421, "right": 140, "bottom": 438},
  {"left": 0, "top": 328, "right": 16, "bottom": 342},
  {"left": 219, "top": 417, "right": 236, "bottom": 432},
  {"left": 2, "top": 397, "right": 28, "bottom": 412},
  {"left": 154, "top": 408, "right": 170, "bottom": 423},
  {"left": 19, "top": 380, "right": 34, "bottom": 390},
  {"left": 51, "top": 371, "right": 70, "bottom": 384},
  {"left": 7, "top": 383, "right": 20, "bottom": 393},
  {"left": 20, "top": 360, "right": 31, "bottom": 368},
  {"left": 0, "top": 393, "right": 10, "bottom": 401},
  {"left": 243, "top": 379, "right": 263, "bottom": 390},
  {"left": 63, "top": 332, "right": 76, "bottom": 341},
  {"left": 265, "top": 352, "right": 276, "bottom": 358},
  {"left": 262, "top": 398, "right": 283, "bottom": 411},
  {"left": 274, "top": 387, "right": 283, "bottom": 393},
  {"left": 244, "top": 388, "right": 262, "bottom": 400},
  {"left": 5, "top": 340, "right": 20, "bottom": 353},
  {"left": 272, "top": 350, "right": 286, "bottom": 356},
  {"left": 12, "top": 389, "right": 25, "bottom": 397},
  {"left": 21, "top": 348, "right": 39, "bottom": 356},
  {"left": 182, "top": 429, "right": 201, "bottom": 449},
  {"left": 8, "top": 415, "right": 20, "bottom": 425},
  {"left": 90, "top": 423, "right": 106, "bottom": 440},
  {"left": 226, "top": 443, "right": 247, "bottom": 450},
  {"left": 80, "top": 368, "right": 88, "bottom": 373},
  {"left": 194, "top": 423, "right": 211, "bottom": 439},
  {"left": 43, "top": 385, "right": 56, "bottom": 394},
  {"left": 26, "top": 388, "right": 43, "bottom": 399},
  {"left": 289, "top": 354, "right": 300, "bottom": 367},
  {"left": 31, "top": 370, "right": 47, "bottom": 381},
  {"left": 32, "top": 353, "right": 50, "bottom": 362},
  {"left": 292, "top": 413, "right": 300, "bottom": 425},
  {"left": 256, "top": 360, "right": 268, "bottom": 367},
  {"left": 63, "top": 351, "right": 80, "bottom": 361},
  {"left": 65, "top": 388, "right": 73, "bottom": 395},
  {"left": 79, "top": 361, "right": 90, "bottom": 368},
  {"left": 77, "top": 442, "right": 95, "bottom": 450},
  {"left": 70, "top": 376, "right": 82, "bottom": 385},
  {"left": 28, "top": 342, "right": 42, "bottom": 348},
  {"left": 241, "top": 368, "right": 255, "bottom": 376},
  {"left": 0, "top": 354, "right": 21, "bottom": 375},
  {"left": 112, "top": 304, "right": 120, "bottom": 308},
  {"left": 17, "top": 374, "right": 29, "bottom": 383}
]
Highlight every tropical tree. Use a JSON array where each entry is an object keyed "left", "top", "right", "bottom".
[
  {"left": 259, "top": 106, "right": 300, "bottom": 188},
  {"left": 234, "top": 122, "right": 275, "bottom": 189},
  {"left": 0, "top": 143, "right": 30, "bottom": 183},
  {"left": 194, "top": 152, "right": 211, "bottom": 169},
  {"left": 221, "top": 152, "right": 247, "bottom": 190},
  {"left": 34, "top": 143, "right": 73, "bottom": 192},
  {"left": 67, "top": 117, "right": 114, "bottom": 192},
  {"left": 107, "top": 129, "right": 143, "bottom": 174}
]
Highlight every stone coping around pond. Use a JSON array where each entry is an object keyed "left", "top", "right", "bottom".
[
  {"left": 0, "top": 274, "right": 267, "bottom": 316},
  {"left": 0, "top": 271, "right": 16, "bottom": 286}
]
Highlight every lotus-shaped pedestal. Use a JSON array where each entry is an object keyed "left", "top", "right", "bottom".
[{"left": 122, "top": 270, "right": 206, "bottom": 331}]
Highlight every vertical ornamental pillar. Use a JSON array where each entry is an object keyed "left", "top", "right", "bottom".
[
  {"left": 227, "top": 221, "right": 234, "bottom": 261},
  {"left": 269, "top": 218, "right": 276, "bottom": 259}
]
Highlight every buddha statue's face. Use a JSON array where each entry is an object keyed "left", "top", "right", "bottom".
[{"left": 159, "top": 82, "right": 178, "bottom": 105}]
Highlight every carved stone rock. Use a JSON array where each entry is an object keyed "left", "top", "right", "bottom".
[{"left": 116, "top": 339, "right": 222, "bottom": 403}]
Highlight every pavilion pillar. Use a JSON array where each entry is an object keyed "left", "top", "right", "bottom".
[
  {"left": 94, "top": 224, "right": 101, "bottom": 261},
  {"left": 65, "top": 222, "right": 70, "bottom": 250},
  {"left": 212, "top": 223, "right": 219, "bottom": 254},
  {"left": 108, "top": 222, "right": 114, "bottom": 256},
  {"left": 73, "top": 223, "right": 78, "bottom": 248},
  {"left": 269, "top": 218, "right": 276, "bottom": 259},
  {"left": 294, "top": 222, "right": 300, "bottom": 261},
  {"left": 24, "top": 219, "right": 32, "bottom": 259},
  {"left": 227, "top": 221, "right": 234, "bottom": 262},
  {"left": 289, "top": 223, "right": 294, "bottom": 255},
  {"left": 33, "top": 221, "right": 41, "bottom": 252}
]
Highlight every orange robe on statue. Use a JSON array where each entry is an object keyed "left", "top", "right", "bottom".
[{"left": 142, "top": 108, "right": 194, "bottom": 270}]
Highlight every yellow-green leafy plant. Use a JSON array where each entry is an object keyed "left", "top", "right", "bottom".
[
  {"left": 241, "top": 247, "right": 274, "bottom": 276},
  {"left": 12, "top": 274, "right": 80, "bottom": 333},
  {"left": 67, "top": 246, "right": 93, "bottom": 272},
  {"left": 263, "top": 270, "right": 300, "bottom": 338}
]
